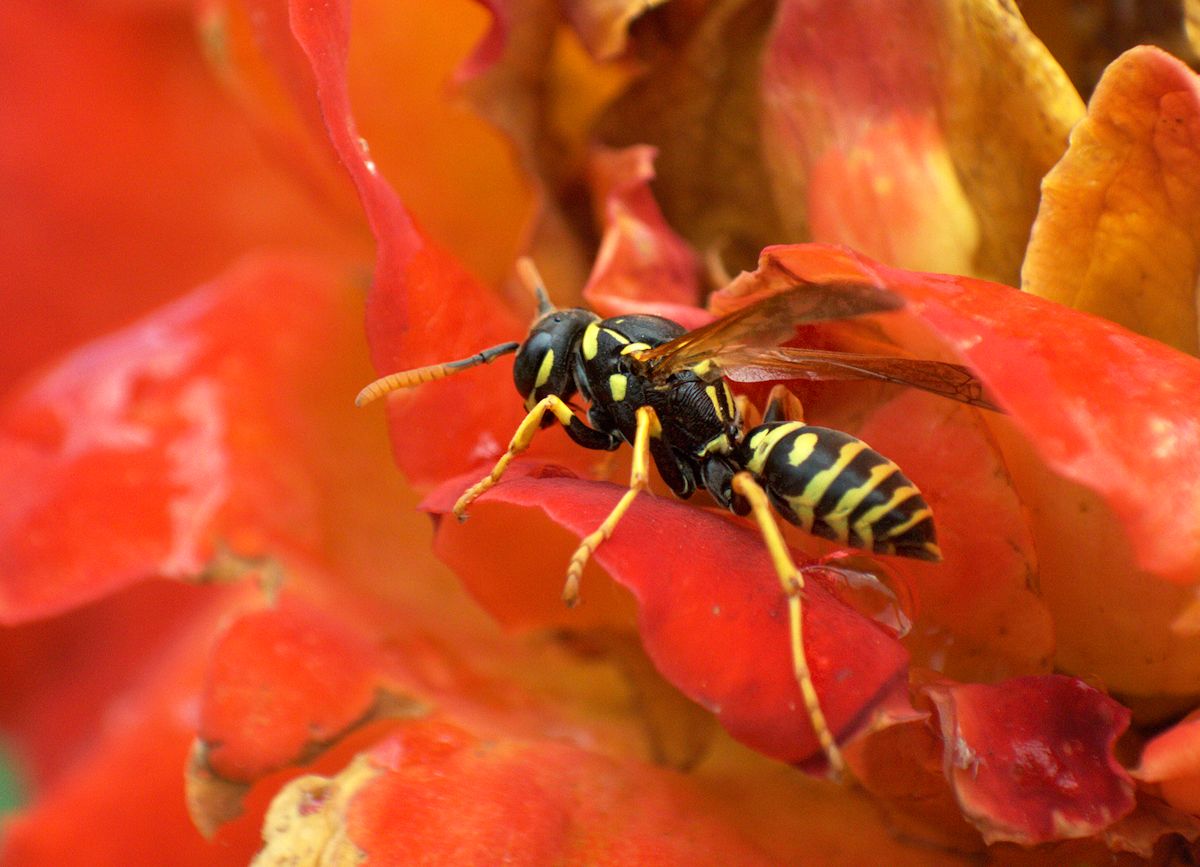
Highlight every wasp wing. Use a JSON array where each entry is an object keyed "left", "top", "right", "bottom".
[
  {"left": 633, "top": 281, "right": 903, "bottom": 379},
  {"left": 718, "top": 346, "right": 1001, "bottom": 412}
]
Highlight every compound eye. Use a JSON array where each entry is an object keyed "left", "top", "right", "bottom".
[{"left": 512, "top": 331, "right": 554, "bottom": 399}]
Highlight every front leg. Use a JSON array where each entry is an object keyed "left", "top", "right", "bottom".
[{"left": 454, "top": 395, "right": 614, "bottom": 519}]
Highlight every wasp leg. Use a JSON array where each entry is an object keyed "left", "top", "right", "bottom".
[
  {"left": 733, "top": 393, "right": 760, "bottom": 429},
  {"left": 453, "top": 395, "right": 612, "bottom": 519},
  {"left": 762, "top": 384, "right": 806, "bottom": 424},
  {"left": 731, "top": 471, "right": 847, "bottom": 780},
  {"left": 562, "top": 405, "right": 662, "bottom": 608}
]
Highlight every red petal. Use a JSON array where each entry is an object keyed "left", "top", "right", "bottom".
[
  {"left": 0, "top": 255, "right": 358, "bottom": 620},
  {"left": 424, "top": 467, "right": 911, "bottom": 765},
  {"left": 715, "top": 245, "right": 1200, "bottom": 696},
  {"left": 286, "top": 0, "right": 546, "bottom": 488},
  {"left": 925, "top": 676, "right": 1135, "bottom": 845},
  {"left": 198, "top": 604, "right": 410, "bottom": 782}
]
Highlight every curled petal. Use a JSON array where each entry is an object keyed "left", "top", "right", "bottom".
[
  {"left": 197, "top": 604, "right": 424, "bottom": 784},
  {"left": 582, "top": 145, "right": 709, "bottom": 326},
  {"left": 1024, "top": 46, "right": 1200, "bottom": 355},
  {"left": 286, "top": 0, "right": 547, "bottom": 487},
  {"left": 925, "top": 676, "right": 1135, "bottom": 845}
]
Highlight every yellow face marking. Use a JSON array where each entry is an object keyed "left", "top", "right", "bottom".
[
  {"left": 620, "top": 342, "right": 651, "bottom": 355},
  {"left": 853, "top": 486, "right": 922, "bottom": 548},
  {"left": 582, "top": 323, "right": 600, "bottom": 361},
  {"left": 609, "top": 373, "right": 628, "bottom": 401},
  {"left": 534, "top": 348, "right": 555, "bottom": 388},
  {"left": 800, "top": 441, "right": 868, "bottom": 513},
  {"left": 823, "top": 461, "right": 899, "bottom": 542},
  {"left": 744, "top": 422, "right": 805, "bottom": 474}
]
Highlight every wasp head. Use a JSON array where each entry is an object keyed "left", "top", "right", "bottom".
[{"left": 513, "top": 308, "right": 598, "bottom": 413}]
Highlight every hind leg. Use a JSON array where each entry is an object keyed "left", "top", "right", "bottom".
[
  {"left": 762, "top": 384, "right": 806, "bottom": 424},
  {"left": 731, "top": 470, "right": 847, "bottom": 779}
]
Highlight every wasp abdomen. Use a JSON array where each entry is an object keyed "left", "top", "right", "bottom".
[{"left": 736, "top": 422, "right": 941, "bottom": 561}]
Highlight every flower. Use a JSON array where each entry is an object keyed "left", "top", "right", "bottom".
[{"left": 3, "top": 0, "right": 1200, "bottom": 863}]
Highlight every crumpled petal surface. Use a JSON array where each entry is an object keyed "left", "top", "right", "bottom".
[{"left": 0, "top": 255, "right": 364, "bottom": 620}]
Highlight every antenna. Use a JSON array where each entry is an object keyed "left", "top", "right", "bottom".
[
  {"left": 517, "top": 257, "right": 554, "bottom": 317},
  {"left": 355, "top": 341, "right": 520, "bottom": 407}
]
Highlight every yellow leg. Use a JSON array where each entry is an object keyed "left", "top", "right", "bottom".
[
  {"left": 764, "top": 384, "right": 806, "bottom": 424},
  {"left": 733, "top": 393, "right": 760, "bottom": 430},
  {"left": 731, "top": 471, "right": 847, "bottom": 780},
  {"left": 562, "top": 406, "right": 662, "bottom": 608},
  {"left": 453, "top": 395, "right": 581, "bottom": 519}
]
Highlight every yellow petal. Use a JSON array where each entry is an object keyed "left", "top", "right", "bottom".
[{"left": 1024, "top": 46, "right": 1200, "bottom": 356}]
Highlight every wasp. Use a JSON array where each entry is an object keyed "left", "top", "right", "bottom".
[{"left": 357, "top": 256, "right": 999, "bottom": 776}]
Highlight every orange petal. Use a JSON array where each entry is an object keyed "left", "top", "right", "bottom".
[
  {"left": 1136, "top": 708, "right": 1200, "bottom": 815},
  {"left": 761, "top": 0, "right": 1083, "bottom": 284},
  {"left": 1024, "top": 46, "right": 1200, "bottom": 355}
]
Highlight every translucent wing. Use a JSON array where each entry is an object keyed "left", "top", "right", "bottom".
[
  {"left": 633, "top": 281, "right": 904, "bottom": 379},
  {"left": 718, "top": 346, "right": 1001, "bottom": 412}
]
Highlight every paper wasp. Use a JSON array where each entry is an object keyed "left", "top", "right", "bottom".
[{"left": 357, "top": 257, "right": 998, "bottom": 776}]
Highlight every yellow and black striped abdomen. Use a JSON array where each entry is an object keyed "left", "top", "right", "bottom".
[{"left": 736, "top": 422, "right": 941, "bottom": 561}]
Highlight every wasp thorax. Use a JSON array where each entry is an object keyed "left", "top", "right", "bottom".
[{"left": 512, "top": 308, "right": 599, "bottom": 408}]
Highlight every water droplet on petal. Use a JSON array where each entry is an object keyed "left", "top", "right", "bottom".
[{"left": 808, "top": 554, "right": 915, "bottom": 638}]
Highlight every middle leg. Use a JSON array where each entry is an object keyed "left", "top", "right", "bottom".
[{"left": 562, "top": 405, "right": 662, "bottom": 607}]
